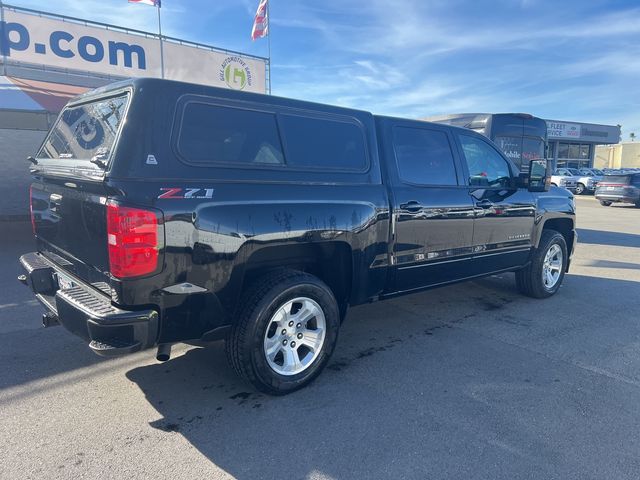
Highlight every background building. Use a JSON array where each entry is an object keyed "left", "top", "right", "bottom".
[
  {"left": 0, "top": 4, "right": 268, "bottom": 220},
  {"left": 545, "top": 120, "right": 620, "bottom": 169},
  {"left": 594, "top": 142, "right": 640, "bottom": 169}
]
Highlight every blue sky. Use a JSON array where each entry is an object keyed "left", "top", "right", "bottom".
[{"left": 16, "top": 0, "right": 640, "bottom": 138}]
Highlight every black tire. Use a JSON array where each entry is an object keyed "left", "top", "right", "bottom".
[
  {"left": 515, "top": 230, "right": 568, "bottom": 299},
  {"left": 225, "top": 269, "right": 340, "bottom": 395},
  {"left": 599, "top": 200, "right": 612, "bottom": 207},
  {"left": 575, "top": 183, "right": 585, "bottom": 195}
]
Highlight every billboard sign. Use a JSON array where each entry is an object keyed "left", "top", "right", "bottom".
[{"left": 0, "top": 8, "right": 267, "bottom": 93}]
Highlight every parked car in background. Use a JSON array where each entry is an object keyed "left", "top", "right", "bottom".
[
  {"left": 556, "top": 167, "right": 598, "bottom": 195},
  {"left": 550, "top": 170, "right": 578, "bottom": 192},
  {"left": 578, "top": 168, "right": 604, "bottom": 180},
  {"left": 595, "top": 173, "right": 640, "bottom": 207}
]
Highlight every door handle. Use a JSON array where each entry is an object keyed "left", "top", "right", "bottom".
[
  {"left": 475, "top": 199, "right": 494, "bottom": 209},
  {"left": 400, "top": 201, "right": 423, "bottom": 212},
  {"left": 49, "top": 193, "right": 62, "bottom": 213}
]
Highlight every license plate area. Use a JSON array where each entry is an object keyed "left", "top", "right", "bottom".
[{"left": 56, "top": 272, "right": 76, "bottom": 290}]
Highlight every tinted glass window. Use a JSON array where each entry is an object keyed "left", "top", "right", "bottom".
[
  {"left": 558, "top": 143, "right": 569, "bottom": 159},
  {"left": 522, "top": 137, "right": 545, "bottom": 162},
  {"left": 494, "top": 136, "right": 522, "bottom": 163},
  {"left": 604, "top": 175, "right": 631, "bottom": 184},
  {"left": 37, "top": 94, "right": 128, "bottom": 162},
  {"left": 392, "top": 127, "right": 458, "bottom": 186},
  {"left": 178, "top": 103, "right": 284, "bottom": 166},
  {"left": 278, "top": 114, "right": 367, "bottom": 170},
  {"left": 459, "top": 134, "right": 511, "bottom": 188},
  {"left": 579, "top": 144, "right": 590, "bottom": 159}
]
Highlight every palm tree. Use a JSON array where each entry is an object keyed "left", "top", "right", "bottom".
[{"left": 631, "top": 132, "right": 636, "bottom": 142}]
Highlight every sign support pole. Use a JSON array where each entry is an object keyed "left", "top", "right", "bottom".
[{"left": 157, "top": 2, "right": 165, "bottom": 79}]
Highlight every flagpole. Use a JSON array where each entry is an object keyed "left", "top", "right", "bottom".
[
  {"left": 267, "top": 0, "right": 271, "bottom": 94},
  {"left": 0, "top": 1, "right": 6, "bottom": 76},
  {"left": 157, "top": 2, "right": 165, "bottom": 79}
]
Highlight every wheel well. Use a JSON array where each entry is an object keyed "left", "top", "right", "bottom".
[
  {"left": 542, "top": 218, "right": 574, "bottom": 254},
  {"left": 241, "top": 242, "right": 353, "bottom": 311}
]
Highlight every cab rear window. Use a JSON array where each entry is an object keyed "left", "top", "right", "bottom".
[{"left": 37, "top": 94, "right": 129, "bottom": 162}]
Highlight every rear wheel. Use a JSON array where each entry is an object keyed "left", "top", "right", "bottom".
[
  {"left": 575, "top": 183, "right": 585, "bottom": 195},
  {"left": 516, "top": 230, "right": 567, "bottom": 299},
  {"left": 226, "top": 269, "right": 340, "bottom": 395},
  {"left": 599, "top": 200, "right": 612, "bottom": 207}
]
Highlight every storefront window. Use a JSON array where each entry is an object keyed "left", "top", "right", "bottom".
[
  {"left": 557, "top": 142, "right": 591, "bottom": 160},
  {"left": 579, "top": 144, "right": 590, "bottom": 159},
  {"left": 568, "top": 144, "right": 580, "bottom": 159},
  {"left": 558, "top": 143, "right": 569, "bottom": 159}
]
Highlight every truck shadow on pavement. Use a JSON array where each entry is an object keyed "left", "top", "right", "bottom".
[
  {"left": 125, "top": 272, "right": 640, "bottom": 479},
  {"left": 576, "top": 228, "right": 640, "bottom": 248}
]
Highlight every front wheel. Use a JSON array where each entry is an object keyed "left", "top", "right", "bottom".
[
  {"left": 575, "top": 183, "right": 585, "bottom": 195},
  {"left": 599, "top": 200, "right": 612, "bottom": 207},
  {"left": 226, "top": 270, "right": 340, "bottom": 395},
  {"left": 516, "top": 230, "right": 568, "bottom": 299}
]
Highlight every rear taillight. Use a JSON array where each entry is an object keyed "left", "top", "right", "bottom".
[
  {"left": 106, "top": 202, "right": 162, "bottom": 279},
  {"left": 29, "top": 184, "right": 36, "bottom": 235}
]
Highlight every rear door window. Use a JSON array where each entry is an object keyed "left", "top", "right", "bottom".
[
  {"left": 392, "top": 126, "right": 458, "bottom": 186},
  {"left": 37, "top": 93, "right": 129, "bottom": 162},
  {"left": 177, "top": 103, "right": 285, "bottom": 166}
]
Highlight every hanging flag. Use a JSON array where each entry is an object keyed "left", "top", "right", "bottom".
[
  {"left": 129, "top": 0, "right": 161, "bottom": 6},
  {"left": 251, "top": 0, "right": 269, "bottom": 41}
]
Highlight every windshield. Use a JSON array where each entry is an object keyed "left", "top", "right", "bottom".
[
  {"left": 37, "top": 93, "right": 129, "bottom": 162},
  {"left": 567, "top": 168, "right": 580, "bottom": 175}
]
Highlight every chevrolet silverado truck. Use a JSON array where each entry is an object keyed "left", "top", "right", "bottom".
[{"left": 19, "top": 78, "right": 576, "bottom": 394}]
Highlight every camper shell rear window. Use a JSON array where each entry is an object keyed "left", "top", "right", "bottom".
[
  {"left": 37, "top": 93, "right": 129, "bottom": 163},
  {"left": 174, "top": 99, "right": 369, "bottom": 172}
]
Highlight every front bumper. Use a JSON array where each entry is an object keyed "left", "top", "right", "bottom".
[{"left": 19, "top": 252, "right": 158, "bottom": 357}]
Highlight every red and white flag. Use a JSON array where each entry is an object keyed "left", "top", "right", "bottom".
[
  {"left": 251, "top": 0, "right": 269, "bottom": 41},
  {"left": 129, "top": 0, "right": 161, "bottom": 7}
]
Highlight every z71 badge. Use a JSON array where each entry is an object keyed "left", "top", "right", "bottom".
[{"left": 158, "top": 188, "right": 214, "bottom": 199}]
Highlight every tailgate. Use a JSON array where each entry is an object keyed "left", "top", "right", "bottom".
[{"left": 31, "top": 179, "right": 111, "bottom": 287}]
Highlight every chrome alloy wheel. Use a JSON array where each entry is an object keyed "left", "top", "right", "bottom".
[
  {"left": 263, "top": 297, "right": 326, "bottom": 376},
  {"left": 542, "top": 244, "right": 563, "bottom": 289}
]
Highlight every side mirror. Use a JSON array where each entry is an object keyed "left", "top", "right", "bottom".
[{"left": 527, "top": 159, "right": 551, "bottom": 192}]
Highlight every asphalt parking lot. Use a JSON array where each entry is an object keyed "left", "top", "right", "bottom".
[{"left": 1, "top": 195, "right": 639, "bottom": 480}]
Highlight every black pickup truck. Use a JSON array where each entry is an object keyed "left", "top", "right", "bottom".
[{"left": 19, "top": 78, "right": 576, "bottom": 394}]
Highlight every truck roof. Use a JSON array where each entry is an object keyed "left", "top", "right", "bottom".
[{"left": 67, "top": 77, "right": 373, "bottom": 120}]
